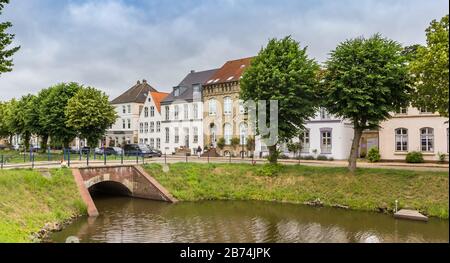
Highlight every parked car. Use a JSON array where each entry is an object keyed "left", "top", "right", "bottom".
[
  {"left": 81, "top": 147, "right": 91, "bottom": 154},
  {"left": 149, "top": 149, "right": 162, "bottom": 157},
  {"left": 123, "top": 144, "right": 151, "bottom": 157},
  {"left": 69, "top": 146, "right": 80, "bottom": 154},
  {"left": 95, "top": 147, "right": 120, "bottom": 156}
]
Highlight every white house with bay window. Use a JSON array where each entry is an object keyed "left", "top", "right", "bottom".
[
  {"left": 138, "top": 91, "right": 169, "bottom": 150},
  {"left": 378, "top": 106, "right": 449, "bottom": 162}
]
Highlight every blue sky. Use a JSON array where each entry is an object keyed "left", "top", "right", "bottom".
[{"left": 0, "top": 0, "right": 448, "bottom": 100}]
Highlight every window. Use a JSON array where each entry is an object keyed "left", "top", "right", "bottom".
[
  {"left": 127, "top": 105, "right": 131, "bottom": 114},
  {"left": 420, "top": 107, "right": 432, "bottom": 114},
  {"left": 224, "top": 97, "right": 232, "bottom": 115},
  {"left": 165, "top": 106, "right": 170, "bottom": 121},
  {"left": 144, "top": 107, "right": 149, "bottom": 117},
  {"left": 139, "top": 123, "right": 144, "bottom": 133},
  {"left": 193, "top": 104, "right": 199, "bottom": 119},
  {"left": 139, "top": 139, "right": 143, "bottom": 144},
  {"left": 156, "top": 138, "right": 161, "bottom": 150},
  {"left": 174, "top": 128, "right": 179, "bottom": 143},
  {"left": 127, "top": 119, "right": 131, "bottom": 129},
  {"left": 174, "top": 87, "right": 180, "bottom": 96},
  {"left": 144, "top": 138, "right": 148, "bottom": 144},
  {"left": 320, "top": 108, "right": 331, "bottom": 120},
  {"left": 239, "top": 123, "right": 248, "bottom": 145},
  {"left": 174, "top": 105, "right": 179, "bottom": 120},
  {"left": 165, "top": 128, "right": 170, "bottom": 143},
  {"left": 193, "top": 127, "right": 199, "bottom": 143},
  {"left": 122, "top": 106, "right": 126, "bottom": 114},
  {"left": 193, "top": 84, "right": 201, "bottom": 100},
  {"left": 144, "top": 122, "right": 149, "bottom": 133},
  {"left": 239, "top": 100, "right": 247, "bottom": 114},
  {"left": 420, "top": 127, "right": 434, "bottom": 152},
  {"left": 395, "top": 128, "right": 408, "bottom": 152},
  {"left": 396, "top": 107, "right": 407, "bottom": 115},
  {"left": 301, "top": 129, "right": 310, "bottom": 153},
  {"left": 224, "top": 123, "right": 232, "bottom": 145},
  {"left": 150, "top": 138, "right": 155, "bottom": 149},
  {"left": 122, "top": 119, "right": 126, "bottom": 129},
  {"left": 150, "top": 122, "right": 155, "bottom": 133},
  {"left": 156, "top": 122, "right": 161, "bottom": 132},
  {"left": 320, "top": 129, "right": 332, "bottom": 154},
  {"left": 184, "top": 104, "right": 189, "bottom": 120},
  {"left": 150, "top": 106, "right": 155, "bottom": 117},
  {"left": 209, "top": 99, "right": 217, "bottom": 116}
]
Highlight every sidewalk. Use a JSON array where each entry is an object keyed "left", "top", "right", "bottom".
[{"left": 1, "top": 156, "right": 448, "bottom": 172}]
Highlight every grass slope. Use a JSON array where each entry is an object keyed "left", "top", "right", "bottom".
[
  {"left": 0, "top": 169, "right": 86, "bottom": 243},
  {"left": 144, "top": 163, "right": 449, "bottom": 219}
]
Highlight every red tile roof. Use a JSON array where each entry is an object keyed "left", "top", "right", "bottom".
[
  {"left": 150, "top": 91, "right": 169, "bottom": 113},
  {"left": 205, "top": 57, "right": 254, "bottom": 85}
]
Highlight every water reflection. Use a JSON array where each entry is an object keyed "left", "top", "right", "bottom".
[{"left": 50, "top": 197, "right": 449, "bottom": 243}]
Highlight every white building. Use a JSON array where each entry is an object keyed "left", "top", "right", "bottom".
[
  {"left": 161, "top": 69, "right": 218, "bottom": 155},
  {"left": 138, "top": 91, "right": 169, "bottom": 150},
  {"left": 106, "top": 80, "right": 158, "bottom": 147}
]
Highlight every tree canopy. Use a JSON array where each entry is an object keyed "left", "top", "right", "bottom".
[
  {"left": 0, "top": 0, "right": 20, "bottom": 75},
  {"left": 321, "top": 34, "right": 411, "bottom": 172},
  {"left": 410, "top": 14, "right": 449, "bottom": 117},
  {"left": 240, "top": 36, "right": 320, "bottom": 163},
  {"left": 65, "top": 87, "right": 118, "bottom": 147}
]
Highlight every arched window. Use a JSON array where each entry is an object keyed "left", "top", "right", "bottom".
[
  {"left": 239, "top": 122, "right": 248, "bottom": 145},
  {"left": 224, "top": 123, "right": 232, "bottom": 145},
  {"left": 224, "top": 97, "right": 232, "bottom": 115},
  {"left": 209, "top": 99, "right": 217, "bottom": 116},
  {"left": 420, "top": 127, "right": 434, "bottom": 152},
  {"left": 144, "top": 107, "right": 149, "bottom": 117},
  {"left": 209, "top": 123, "right": 217, "bottom": 147},
  {"left": 395, "top": 128, "right": 408, "bottom": 152}
]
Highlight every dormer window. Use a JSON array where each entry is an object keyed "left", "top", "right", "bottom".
[{"left": 174, "top": 87, "right": 180, "bottom": 97}]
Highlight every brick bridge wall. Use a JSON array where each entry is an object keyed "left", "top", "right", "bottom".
[{"left": 72, "top": 165, "right": 177, "bottom": 217}]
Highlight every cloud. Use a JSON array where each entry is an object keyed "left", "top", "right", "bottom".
[{"left": 0, "top": 0, "right": 448, "bottom": 101}]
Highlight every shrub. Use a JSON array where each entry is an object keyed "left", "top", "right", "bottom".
[
  {"left": 367, "top": 148, "right": 381, "bottom": 163},
  {"left": 302, "top": 155, "right": 315, "bottom": 160},
  {"left": 437, "top": 152, "right": 447, "bottom": 164},
  {"left": 280, "top": 154, "right": 291, "bottom": 159},
  {"left": 360, "top": 151, "right": 367, "bottom": 159},
  {"left": 406, "top": 151, "right": 424, "bottom": 163},
  {"left": 217, "top": 138, "right": 226, "bottom": 150},
  {"left": 256, "top": 164, "right": 282, "bottom": 177},
  {"left": 317, "top": 155, "right": 329, "bottom": 161}
]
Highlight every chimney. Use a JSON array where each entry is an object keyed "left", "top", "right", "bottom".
[
  {"left": 142, "top": 79, "right": 147, "bottom": 84},
  {"left": 137, "top": 80, "right": 141, "bottom": 85},
  {"left": 190, "top": 70, "right": 195, "bottom": 74}
]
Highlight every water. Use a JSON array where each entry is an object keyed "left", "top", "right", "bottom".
[{"left": 50, "top": 196, "right": 449, "bottom": 243}]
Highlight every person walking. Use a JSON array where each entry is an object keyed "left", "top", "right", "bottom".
[{"left": 197, "top": 146, "right": 202, "bottom": 158}]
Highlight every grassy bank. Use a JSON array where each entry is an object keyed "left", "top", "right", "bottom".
[
  {"left": 144, "top": 163, "right": 449, "bottom": 219},
  {"left": 0, "top": 169, "right": 86, "bottom": 243}
]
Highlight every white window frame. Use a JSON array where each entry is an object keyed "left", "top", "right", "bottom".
[
  {"left": 320, "top": 128, "right": 332, "bottom": 154},
  {"left": 395, "top": 128, "right": 408, "bottom": 152},
  {"left": 224, "top": 97, "right": 232, "bottom": 115},
  {"left": 224, "top": 123, "right": 232, "bottom": 145},
  {"left": 420, "top": 127, "right": 434, "bottom": 152}
]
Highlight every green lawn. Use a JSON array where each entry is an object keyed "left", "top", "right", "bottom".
[
  {"left": 0, "top": 169, "right": 86, "bottom": 243},
  {"left": 144, "top": 163, "right": 449, "bottom": 219}
]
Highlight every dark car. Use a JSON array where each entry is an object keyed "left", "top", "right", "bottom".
[
  {"left": 81, "top": 147, "right": 91, "bottom": 154},
  {"left": 123, "top": 144, "right": 151, "bottom": 157},
  {"left": 95, "top": 147, "right": 121, "bottom": 156},
  {"left": 149, "top": 149, "right": 162, "bottom": 157}
]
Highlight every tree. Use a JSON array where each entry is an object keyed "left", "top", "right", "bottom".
[
  {"left": 321, "top": 34, "right": 411, "bottom": 172},
  {"left": 287, "top": 140, "right": 302, "bottom": 159},
  {"left": 410, "top": 15, "right": 449, "bottom": 117},
  {"left": 29, "top": 88, "right": 51, "bottom": 152},
  {"left": 240, "top": 36, "right": 320, "bottom": 164},
  {"left": 0, "top": 101, "right": 9, "bottom": 139},
  {"left": 7, "top": 95, "right": 34, "bottom": 149},
  {"left": 217, "top": 137, "right": 226, "bottom": 151},
  {"left": 0, "top": 0, "right": 20, "bottom": 75},
  {"left": 230, "top": 137, "right": 240, "bottom": 150},
  {"left": 66, "top": 87, "right": 118, "bottom": 148},
  {"left": 40, "top": 83, "right": 82, "bottom": 148},
  {"left": 246, "top": 136, "right": 255, "bottom": 152}
]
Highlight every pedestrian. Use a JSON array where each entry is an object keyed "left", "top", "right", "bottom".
[{"left": 197, "top": 146, "right": 202, "bottom": 158}]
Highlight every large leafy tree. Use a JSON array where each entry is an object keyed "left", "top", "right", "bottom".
[
  {"left": 321, "top": 34, "right": 411, "bottom": 172},
  {"left": 0, "top": 0, "right": 20, "bottom": 75},
  {"left": 7, "top": 95, "right": 35, "bottom": 149},
  {"left": 240, "top": 36, "right": 320, "bottom": 163},
  {"left": 66, "top": 87, "right": 117, "bottom": 148},
  {"left": 40, "top": 83, "right": 82, "bottom": 148},
  {"left": 28, "top": 88, "right": 51, "bottom": 151},
  {"left": 410, "top": 14, "right": 449, "bottom": 117},
  {"left": 0, "top": 101, "right": 9, "bottom": 139}
]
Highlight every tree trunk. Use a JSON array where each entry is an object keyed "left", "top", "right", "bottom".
[
  {"left": 348, "top": 127, "right": 363, "bottom": 173},
  {"left": 268, "top": 145, "right": 278, "bottom": 164},
  {"left": 24, "top": 132, "right": 31, "bottom": 150},
  {"left": 41, "top": 134, "right": 49, "bottom": 153}
]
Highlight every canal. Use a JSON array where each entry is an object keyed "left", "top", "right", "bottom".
[{"left": 50, "top": 196, "right": 449, "bottom": 243}]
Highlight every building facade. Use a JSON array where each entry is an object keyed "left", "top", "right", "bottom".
[
  {"left": 161, "top": 69, "right": 218, "bottom": 155},
  {"left": 138, "top": 91, "right": 169, "bottom": 150},
  {"left": 106, "top": 80, "right": 157, "bottom": 147},
  {"left": 202, "top": 57, "right": 254, "bottom": 157},
  {"left": 379, "top": 106, "right": 449, "bottom": 162}
]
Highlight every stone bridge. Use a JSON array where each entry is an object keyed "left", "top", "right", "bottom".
[{"left": 72, "top": 165, "right": 177, "bottom": 217}]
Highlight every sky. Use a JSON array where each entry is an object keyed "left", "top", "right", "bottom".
[{"left": 0, "top": 0, "right": 448, "bottom": 101}]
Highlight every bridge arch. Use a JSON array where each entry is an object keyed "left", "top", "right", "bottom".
[{"left": 88, "top": 180, "right": 133, "bottom": 197}]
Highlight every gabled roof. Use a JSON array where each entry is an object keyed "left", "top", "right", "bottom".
[
  {"left": 205, "top": 57, "right": 254, "bottom": 86},
  {"left": 161, "top": 69, "right": 218, "bottom": 104},
  {"left": 111, "top": 80, "right": 158, "bottom": 104},
  {"left": 149, "top": 91, "right": 169, "bottom": 113}
]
